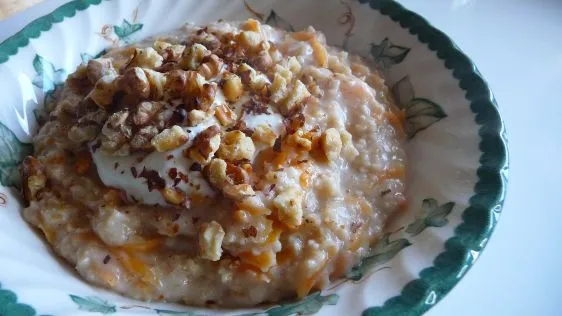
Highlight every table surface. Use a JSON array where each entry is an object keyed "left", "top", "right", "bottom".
[{"left": 1, "top": 0, "right": 561, "bottom": 315}]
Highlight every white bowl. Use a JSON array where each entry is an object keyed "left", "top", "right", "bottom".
[{"left": 0, "top": 0, "right": 508, "bottom": 315}]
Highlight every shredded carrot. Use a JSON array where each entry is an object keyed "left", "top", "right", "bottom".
[
  {"left": 384, "top": 110, "right": 406, "bottom": 139},
  {"left": 38, "top": 223, "right": 56, "bottom": 244},
  {"left": 299, "top": 170, "right": 311, "bottom": 188},
  {"left": 276, "top": 247, "right": 294, "bottom": 265},
  {"left": 239, "top": 250, "right": 277, "bottom": 272},
  {"left": 291, "top": 31, "right": 315, "bottom": 41},
  {"left": 112, "top": 249, "right": 154, "bottom": 285},
  {"left": 241, "top": 18, "right": 260, "bottom": 32},
  {"left": 93, "top": 266, "right": 118, "bottom": 287},
  {"left": 74, "top": 152, "right": 91, "bottom": 175},
  {"left": 310, "top": 38, "right": 328, "bottom": 68},
  {"left": 120, "top": 238, "right": 162, "bottom": 252},
  {"left": 378, "top": 166, "right": 406, "bottom": 183},
  {"left": 266, "top": 225, "right": 282, "bottom": 244},
  {"left": 190, "top": 193, "right": 205, "bottom": 206},
  {"left": 297, "top": 260, "right": 329, "bottom": 298}
]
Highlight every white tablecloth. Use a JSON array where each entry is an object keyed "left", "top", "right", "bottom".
[{"left": 1, "top": 1, "right": 561, "bottom": 315}]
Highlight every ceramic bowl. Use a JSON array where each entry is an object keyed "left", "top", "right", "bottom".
[{"left": 0, "top": 0, "right": 508, "bottom": 315}]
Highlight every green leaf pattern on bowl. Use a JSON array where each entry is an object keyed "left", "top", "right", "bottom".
[
  {"left": 406, "top": 199, "right": 455, "bottom": 236},
  {"left": 113, "top": 19, "right": 143, "bottom": 43},
  {"left": 0, "top": 283, "right": 36, "bottom": 316},
  {"left": 0, "top": 122, "right": 33, "bottom": 188},
  {"left": 69, "top": 295, "right": 117, "bottom": 314},
  {"left": 371, "top": 38, "right": 410, "bottom": 70}
]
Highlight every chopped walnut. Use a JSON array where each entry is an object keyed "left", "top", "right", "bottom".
[
  {"left": 189, "top": 125, "right": 221, "bottom": 164},
  {"left": 181, "top": 71, "right": 216, "bottom": 111},
  {"left": 196, "top": 83, "right": 217, "bottom": 111},
  {"left": 286, "top": 56, "right": 302, "bottom": 74},
  {"left": 238, "top": 63, "right": 269, "bottom": 92},
  {"left": 68, "top": 125, "right": 99, "bottom": 143},
  {"left": 249, "top": 51, "right": 273, "bottom": 73},
  {"left": 153, "top": 41, "right": 185, "bottom": 62},
  {"left": 207, "top": 158, "right": 250, "bottom": 191},
  {"left": 207, "top": 158, "right": 228, "bottom": 189},
  {"left": 180, "top": 43, "right": 211, "bottom": 70},
  {"left": 273, "top": 187, "right": 303, "bottom": 226},
  {"left": 133, "top": 101, "right": 165, "bottom": 126},
  {"left": 193, "top": 32, "right": 221, "bottom": 52},
  {"left": 217, "top": 130, "right": 255, "bottom": 161},
  {"left": 222, "top": 183, "right": 255, "bottom": 201},
  {"left": 269, "top": 73, "right": 288, "bottom": 104},
  {"left": 197, "top": 54, "right": 223, "bottom": 79},
  {"left": 119, "top": 67, "right": 150, "bottom": 98},
  {"left": 321, "top": 128, "right": 342, "bottom": 161},
  {"left": 143, "top": 69, "right": 167, "bottom": 100},
  {"left": 151, "top": 125, "right": 189, "bottom": 152},
  {"left": 199, "top": 221, "right": 225, "bottom": 261},
  {"left": 100, "top": 110, "right": 132, "bottom": 154},
  {"left": 130, "top": 125, "right": 158, "bottom": 150},
  {"left": 88, "top": 73, "right": 118, "bottom": 108},
  {"left": 252, "top": 124, "right": 277, "bottom": 147},
  {"left": 237, "top": 31, "right": 262, "bottom": 52},
  {"left": 188, "top": 109, "right": 208, "bottom": 126},
  {"left": 128, "top": 47, "right": 163, "bottom": 69},
  {"left": 214, "top": 103, "right": 238, "bottom": 126},
  {"left": 161, "top": 187, "right": 187, "bottom": 205},
  {"left": 21, "top": 156, "right": 46, "bottom": 206},
  {"left": 241, "top": 18, "right": 261, "bottom": 32},
  {"left": 221, "top": 73, "right": 243, "bottom": 102},
  {"left": 164, "top": 69, "right": 189, "bottom": 99},
  {"left": 287, "top": 129, "right": 312, "bottom": 151},
  {"left": 277, "top": 80, "right": 311, "bottom": 116},
  {"left": 86, "top": 58, "right": 116, "bottom": 83},
  {"left": 340, "top": 130, "right": 359, "bottom": 161}
]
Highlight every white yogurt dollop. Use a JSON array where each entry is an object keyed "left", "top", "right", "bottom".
[{"left": 91, "top": 113, "right": 286, "bottom": 207}]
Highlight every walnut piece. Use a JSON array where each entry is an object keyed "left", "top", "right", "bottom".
[
  {"left": 321, "top": 128, "right": 342, "bottom": 161},
  {"left": 273, "top": 187, "right": 303, "bottom": 226},
  {"left": 199, "top": 221, "right": 225, "bottom": 261},
  {"left": 180, "top": 43, "right": 211, "bottom": 70},
  {"left": 217, "top": 130, "right": 255, "bottom": 161},
  {"left": 188, "top": 109, "right": 208, "bottom": 126},
  {"left": 221, "top": 73, "right": 243, "bottom": 102},
  {"left": 87, "top": 58, "right": 116, "bottom": 83},
  {"left": 214, "top": 103, "right": 238, "bottom": 126},
  {"left": 133, "top": 101, "right": 165, "bottom": 126},
  {"left": 161, "top": 187, "right": 187, "bottom": 205},
  {"left": 21, "top": 156, "right": 46, "bottom": 206},
  {"left": 130, "top": 125, "right": 158, "bottom": 150},
  {"left": 88, "top": 73, "right": 118, "bottom": 108},
  {"left": 252, "top": 124, "right": 277, "bottom": 147},
  {"left": 119, "top": 67, "right": 150, "bottom": 98},
  {"left": 277, "top": 80, "right": 311, "bottom": 115},
  {"left": 197, "top": 54, "right": 223, "bottom": 79},
  {"left": 128, "top": 47, "right": 163, "bottom": 69},
  {"left": 68, "top": 125, "right": 99, "bottom": 143},
  {"left": 189, "top": 125, "right": 221, "bottom": 164},
  {"left": 151, "top": 125, "right": 189, "bottom": 152},
  {"left": 207, "top": 158, "right": 228, "bottom": 189}
]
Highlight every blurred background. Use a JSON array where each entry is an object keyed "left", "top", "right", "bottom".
[{"left": 1, "top": 0, "right": 561, "bottom": 315}]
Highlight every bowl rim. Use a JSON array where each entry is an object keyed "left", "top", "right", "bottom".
[
  {"left": 0, "top": 0, "right": 509, "bottom": 315},
  {"left": 358, "top": 0, "right": 508, "bottom": 314}
]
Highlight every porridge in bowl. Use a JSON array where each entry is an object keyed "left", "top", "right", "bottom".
[{"left": 21, "top": 19, "right": 406, "bottom": 306}]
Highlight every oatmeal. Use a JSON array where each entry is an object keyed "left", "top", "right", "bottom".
[{"left": 21, "top": 19, "right": 407, "bottom": 306}]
